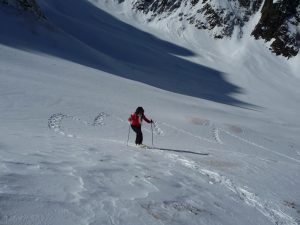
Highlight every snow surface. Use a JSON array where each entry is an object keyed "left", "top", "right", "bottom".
[{"left": 0, "top": 1, "right": 300, "bottom": 225}]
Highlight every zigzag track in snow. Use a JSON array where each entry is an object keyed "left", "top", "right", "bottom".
[
  {"left": 212, "top": 127, "right": 223, "bottom": 144},
  {"left": 48, "top": 113, "right": 74, "bottom": 137},
  {"left": 48, "top": 112, "right": 165, "bottom": 138},
  {"left": 48, "top": 112, "right": 109, "bottom": 137},
  {"left": 48, "top": 113, "right": 221, "bottom": 143},
  {"left": 92, "top": 112, "right": 109, "bottom": 126},
  {"left": 49, "top": 113, "right": 299, "bottom": 165},
  {"left": 168, "top": 154, "right": 298, "bottom": 225}
]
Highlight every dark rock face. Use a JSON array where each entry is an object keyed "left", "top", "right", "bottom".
[
  {"left": 133, "top": 0, "right": 182, "bottom": 19},
  {"left": 120, "top": 0, "right": 299, "bottom": 58},
  {"left": 0, "top": 0, "right": 44, "bottom": 18},
  {"left": 132, "top": 0, "right": 263, "bottom": 38},
  {"left": 252, "top": 0, "right": 300, "bottom": 58}
]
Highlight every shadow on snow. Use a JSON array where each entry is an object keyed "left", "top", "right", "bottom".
[
  {"left": 0, "top": 0, "right": 256, "bottom": 108},
  {"left": 149, "top": 147, "right": 209, "bottom": 156}
]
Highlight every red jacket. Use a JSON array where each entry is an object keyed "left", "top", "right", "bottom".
[{"left": 128, "top": 113, "right": 151, "bottom": 127}]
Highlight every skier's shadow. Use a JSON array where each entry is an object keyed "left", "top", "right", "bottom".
[{"left": 150, "top": 147, "right": 209, "bottom": 156}]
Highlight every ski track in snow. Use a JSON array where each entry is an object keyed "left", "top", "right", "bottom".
[
  {"left": 161, "top": 121, "right": 224, "bottom": 145},
  {"left": 47, "top": 113, "right": 300, "bottom": 225},
  {"left": 48, "top": 112, "right": 109, "bottom": 137},
  {"left": 143, "top": 121, "right": 164, "bottom": 137},
  {"left": 212, "top": 127, "right": 223, "bottom": 144},
  {"left": 48, "top": 112, "right": 165, "bottom": 138},
  {"left": 161, "top": 122, "right": 218, "bottom": 144},
  {"left": 48, "top": 113, "right": 74, "bottom": 137},
  {"left": 48, "top": 113, "right": 300, "bottom": 165},
  {"left": 167, "top": 154, "right": 298, "bottom": 225},
  {"left": 93, "top": 112, "right": 109, "bottom": 126},
  {"left": 180, "top": 116, "right": 300, "bottom": 165},
  {"left": 152, "top": 121, "right": 164, "bottom": 136},
  {"left": 82, "top": 121, "right": 298, "bottom": 225},
  {"left": 219, "top": 128, "right": 300, "bottom": 164},
  {"left": 68, "top": 169, "right": 87, "bottom": 204}
]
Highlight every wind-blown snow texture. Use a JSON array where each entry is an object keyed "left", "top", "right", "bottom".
[{"left": 0, "top": 1, "right": 300, "bottom": 225}]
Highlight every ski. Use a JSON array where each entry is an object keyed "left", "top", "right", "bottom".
[{"left": 127, "top": 143, "right": 148, "bottom": 150}]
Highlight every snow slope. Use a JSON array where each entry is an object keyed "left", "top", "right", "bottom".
[{"left": 0, "top": 1, "right": 300, "bottom": 225}]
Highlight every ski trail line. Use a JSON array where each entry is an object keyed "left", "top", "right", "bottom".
[
  {"left": 48, "top": 112, "right": 109, "bottom": 137},
  {"left": 220, "top": 128, "right": 300, "bottom": 164},
  {"left": 168, "top": 154, "right": 298, "bottom": 225},
  {"left": 161, "top": 122, "right": 218, "bottom": 144}
]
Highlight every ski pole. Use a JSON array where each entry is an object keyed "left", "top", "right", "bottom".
[
  {"left": 151, "top": 122, "right": 154, "bottom": 147},
  {"left": 127, "top": 124, "right": 131, "bottom": 146}
]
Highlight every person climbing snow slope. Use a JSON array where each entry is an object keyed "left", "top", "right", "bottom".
[{"left": 128, "top": 106, "right": 153, "bottom": 146}]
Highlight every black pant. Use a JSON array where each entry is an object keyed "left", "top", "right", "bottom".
[{"left": 131, "top": 125, "right": 143, "bottom": 145}]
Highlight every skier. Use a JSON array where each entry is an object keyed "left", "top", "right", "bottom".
[{"left": 128, "top": 106, "right": 153, "bottom": 146}]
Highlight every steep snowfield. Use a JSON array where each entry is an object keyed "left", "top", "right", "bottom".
[{"left": 0, "top": 1, "right": 300, "bottom": 225}]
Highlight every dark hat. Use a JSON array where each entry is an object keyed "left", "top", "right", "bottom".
[{"left": 135, "top": 106, "right": 144, "bottom": 114}]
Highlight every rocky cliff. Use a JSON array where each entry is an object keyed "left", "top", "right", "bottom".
[
  {"left": 118, "top": 0, "right": 300, "bottom": 58},
  {"left": 252, "top": 0, "right": 300, "bottom": 58}
]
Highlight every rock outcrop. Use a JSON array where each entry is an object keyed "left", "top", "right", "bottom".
[
  {"left": 0, "top": 0, "right": 44, "bottom": 18},
  {"left": 252, "top": 0, "right": 300, "bottom": 58}
]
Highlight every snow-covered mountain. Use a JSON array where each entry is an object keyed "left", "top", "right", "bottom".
[
  {"left": 130, "top": 0, "right": 262, "bottom": 38},
  {"left": 110, "top": 0, "right": 300, "bottom": 58},
  {"left": 0, "top": 0, "right": 300, "bottom": 225},
  {"left": 2, "top": 0, "right": 299, "bottom": 57}
]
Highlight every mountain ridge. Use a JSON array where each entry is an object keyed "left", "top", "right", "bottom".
[
  {"left": 1, "top": 0, "right": 299, "bottom": 58},
  {"left": 114, "top": 0, "right": 300, "bottom": 58}
]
